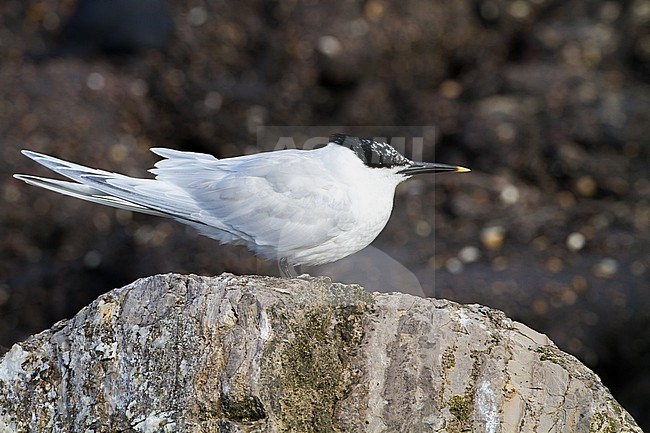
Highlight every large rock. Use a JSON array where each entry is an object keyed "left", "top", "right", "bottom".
[{"left": 0, "top": 274, "right": 641, "bottom": 432}]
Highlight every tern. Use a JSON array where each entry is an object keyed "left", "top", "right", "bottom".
[{"left": 14, "top": 134, "right": 470, "bottom": 277}]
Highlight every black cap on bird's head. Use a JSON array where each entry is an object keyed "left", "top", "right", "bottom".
[{"left": 330, "top": 134, "right": 470, "bottom": 175}]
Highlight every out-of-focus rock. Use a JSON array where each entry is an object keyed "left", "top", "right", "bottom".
[{"left": 59, "top": 0, "right": 174, "bottom": 56}]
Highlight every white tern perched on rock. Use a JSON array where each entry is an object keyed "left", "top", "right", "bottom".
[{"left": 14, "top": 134, "right": 470, "bottom": 277}]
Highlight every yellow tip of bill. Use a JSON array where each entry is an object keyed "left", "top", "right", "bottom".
[{"left": 455, "top": 166, "right": 471, "bottom": 173}]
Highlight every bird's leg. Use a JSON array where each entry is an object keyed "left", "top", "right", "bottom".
[{"left": 278, "top": 258, "right": 298, "bottom": 278}]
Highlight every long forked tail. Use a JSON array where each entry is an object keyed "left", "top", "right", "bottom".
[
  {"left": 13, "top": 173, "right": 167, "bottom": 216},
  {"left": 13, "top": 150, "right": 187, "bottom": 218},
  {"left": 14, "top": 149, "right": 252, "bottom": 246}
]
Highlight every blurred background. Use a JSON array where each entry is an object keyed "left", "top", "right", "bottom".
[{"left": 0, "top": 0, "right": 648, "bottom": 427}]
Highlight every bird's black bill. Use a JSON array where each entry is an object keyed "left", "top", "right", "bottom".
[{"left": 398, "top": 162, "right": 471, "bottom": 175}]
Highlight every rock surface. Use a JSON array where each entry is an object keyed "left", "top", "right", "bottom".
[{"left": 0, "top": 274, "right": 641, "bottom": 432}]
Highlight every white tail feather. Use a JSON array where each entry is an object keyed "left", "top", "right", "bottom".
[{"left": 13, "top": 174, "right": 166, "bottom": 216}]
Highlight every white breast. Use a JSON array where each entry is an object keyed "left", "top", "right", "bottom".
[{"left": 284, "top": 145, "right": 404, "bottom": 266}]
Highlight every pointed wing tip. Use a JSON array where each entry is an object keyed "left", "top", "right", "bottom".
[
  {"left": 20, "top": 150, "right": 55, "bottom": 164},
  {"left": 13, "top": 173, "right": 41, "bottom": 181},
  {"left": 20, "top": 149, "right": 39, "bottom": 158},
  {"left": 13, "top": 173, "right": 43, "bottom": 187}
]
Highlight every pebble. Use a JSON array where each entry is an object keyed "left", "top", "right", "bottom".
[
  {"left": 317, "top": 36, "right": 342, "bottom": 57},
  {"left": 445, "top": 257, "right": 463, "bottom": 274},
  {"left": 593, "top": 258, "right": 619, "bottom": 278},
  {"left": 83, "top": 250, "right": 102, "bottom": 268},
  {"left": 187, "top": 7, "right": 207, "bottom": 26},
  {"left": 481, "top": 226, "right": 505, "bottom": 250},
  {"left": 500, "top": 184, "right": 520, "bottom": 205},
  {"left": 571, "top": 276, "right": 588, "bottom": 292},
  {"left": 576, "top": 175, "right": 597, "bottom": 197},
  {"left": 566, "top": 232, "right": 586, "bottom": 251},
  {"left": 630, "top": 261, "right": 646, "bottom": 276},
  {"left": 415, "top": 220, "right": 432, "bottom": 237},
  {"left": 439, "top": 80, "right": 462, "bottom": 99},
  {"left": 458, "top": 246, "right": 480, "bottom": 263},
  {"left": 546, "top": 257, "right": 563, "bottom": 273},
  {"left": 86, "top": 72, "right": 105, "bottom": 91}
]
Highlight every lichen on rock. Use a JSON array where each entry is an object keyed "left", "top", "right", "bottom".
[{"left": 0, "top": 273, "right": 643, "bottom": 432}]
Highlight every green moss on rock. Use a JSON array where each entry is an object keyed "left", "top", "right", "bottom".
[
  {"left": 536, "top": 345, "right": 565, "bottom": 366},
  {"left": 589, "top": 412, "right": 617, "bottom": 433},
  {"left": 448, "top": 394, "right": 471, "bottom": 422},
  {"left": 220, "top": 394, "right": 266, "bottom": 422},
  {"left": 442, "top": 346, "right": 456, "bottom": 370},
  {"left": 260, "top": 292, "right": 368, "bottom": 432}
]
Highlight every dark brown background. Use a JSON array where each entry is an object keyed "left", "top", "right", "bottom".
[{"left": 0, "top": 0, "right": 648, "bottom": 427}]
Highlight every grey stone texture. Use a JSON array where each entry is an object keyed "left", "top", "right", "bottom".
[{"left": 0, "top": 274, "right": 641, "bottom": 432}]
